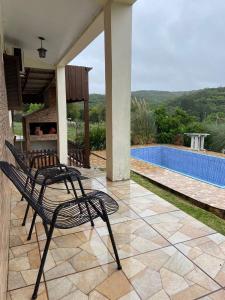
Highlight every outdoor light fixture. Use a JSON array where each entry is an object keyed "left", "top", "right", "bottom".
[{"left": 37, "top": 37, "right": 47, "bottom": 58}]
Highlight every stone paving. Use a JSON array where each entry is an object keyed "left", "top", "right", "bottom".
[
  {"left": 91, "top": 147, "right": 225, "bottom": 218},
  {"left": 7, "top": 166, "right": 225, "bottom": 299}
]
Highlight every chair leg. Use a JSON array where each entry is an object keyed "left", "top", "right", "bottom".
[
  {"left": 22, "top": 203, "right": 30, "bottom": 226},
  {"left": 69, "top": 178, "right": 83, "bottom": 214},
  {"left": 27, "top": 211, "right": 37, "bottom": 240},
  {"left": 85, "top": 202, "right": 94, "bottom": 227},
  {"left": 104, "top": 212, "right": 121, "bottom": 270},
  {"left": 64, "top": 179, "right": 70, "bottom": 194},
  {"left": 32, "top": 223, "right": 55, "bottom": 300},
  {"left": 21, "top": 176, "right": 30, "bottom": 201}
]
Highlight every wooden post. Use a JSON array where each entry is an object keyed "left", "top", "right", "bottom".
[{"left": 83, "top": 68, "right": 90, "bottom": 168}]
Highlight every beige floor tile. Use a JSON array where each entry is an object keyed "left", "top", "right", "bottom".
[
  {"left": 10, "top": 200, "right": 33, "bottom": 220},
  {"left": 198, "top": 289, "right": 225, "bottom": 299},
  {"left": 35, "top": 220, "right": 93, "bottom": 241},
  {"left": 39, "top": 229, "right": 114, "bottom": 281},
  {"left": 145, "top": 210, "right": 215, "bottom": 244},
  {"left": 97, "top": 177, "right": 137, "bottom": 188},
  {"left": 77, "top": 178, "right": 106, "bottom": 190},
  {"left": 107, "top": 184, "right": 153, "bottom": 200},
  {"left": 123, "top": 195, "right": 177, "bottom": 217},
  {"left": 7, "top": 165, "right": 225, "bottom": 300},
  {"left": 94, "top": 202, "right": 140, "bottom": 227},
  {"left": 7, "top": 283, "right": 47, "bottom": 300},
  {"left": 10, "top": 218, "right": 37, "bottom": 247},
  {"left": 46, "top": 264, "right": 139, "bottom": 300},
  {"left": 8, "top": 242, "right": 42, "bottom": 291},
  {"left": 50, "top": 177, "right": 106, "bottom": 192},
  {"left": 176, "top": 233, "right": 225, "bottom": 286},
  {"left": 96, "top": 219, "right": 169, "bottom": 259},
  {"left": 121, "top": 246, "right": 220, "bottom": 300}
]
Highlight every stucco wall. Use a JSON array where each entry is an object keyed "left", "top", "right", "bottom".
[{"left": 0, "top": 23, "right": 13, "bottom": 300}]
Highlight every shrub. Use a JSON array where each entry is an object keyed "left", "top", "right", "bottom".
[
  {"left": 203, "top": 123, "right": 225, "bottom": 152},
  {"left": 89, "top": 123, "right": 106, "bottom": 150},
  {"left": 154, "top": 106, "right": 196, "bottom": 144},
  {"left": 183, "top": 121, "right": 206, "bottom": 146}
]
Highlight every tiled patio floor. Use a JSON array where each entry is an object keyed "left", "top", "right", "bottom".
[
  {"left": 91, "top": 148, "right": 225, "bottom": 218},
  {"left": 7, "top": 167, "right": 225, "bottom": 299}
]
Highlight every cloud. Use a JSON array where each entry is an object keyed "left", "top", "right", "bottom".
[{"left": 71, "top": 0, "right": 225, "bottom": 93}]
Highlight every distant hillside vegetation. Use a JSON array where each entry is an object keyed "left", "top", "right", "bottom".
[
  {"left": 131, "top": 90, "right": 189, "bottom": 106},
  {"left": 89, "top": 94, "right": 105, "bottom": 106},
  {"left": 168, "top": 87, "right": 225, "bottom": 121},
  {"left": 89, "top": 87, "right": 225, "bottom": 121},
  {"left": 89, "top": 90, "right": 189, "bottom": 107}
]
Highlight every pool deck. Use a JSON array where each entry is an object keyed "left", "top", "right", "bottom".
[
  {"left": 91, "top": 145, "right": 225, "bottom": 219},
  {"left": 7, "top": 166, "right": 225, "bottom": 299}
]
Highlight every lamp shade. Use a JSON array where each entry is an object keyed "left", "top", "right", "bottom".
[
  {"left": 37, "top": 47, "right": 47, "bottom": 58},
  {"left": 37, "top": 37, "right": 47, "bottom": 58}
]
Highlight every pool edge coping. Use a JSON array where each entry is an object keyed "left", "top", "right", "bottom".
[{"left": 131, "top": 168, "right": 225, "bottom": 220}]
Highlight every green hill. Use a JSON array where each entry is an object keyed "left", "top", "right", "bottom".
[
  {"left": 167, "top": 87, "right": 225, "bottom": 121},
  {"left": 131, "top": 90, "right": 188, "bottom": 106},
  {"left": 89, "top": 94, "right": 105, "bottom": 106},
  {"left": 89, "top": 87, "right": 225, "bottom": 121},
  {"left": 89, "top": 90, "right": 188, "bottom": 107}
]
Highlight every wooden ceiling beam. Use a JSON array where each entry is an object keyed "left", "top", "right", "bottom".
[
  {"left": 22, "top": 68, "right": 30, "bottom": 92},
  {"left": 40, "top": 75, "right": 55, "bottom": 95}
]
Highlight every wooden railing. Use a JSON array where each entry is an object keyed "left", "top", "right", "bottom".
[
  {"left": 68, "top": 140, "right": 90, "bottom": 168},
  {"left": 23, "top": 149, "right": 58, "bottom": 168},
  {"left": 21, "top": 142, "right": 90, "bottom": 169}
]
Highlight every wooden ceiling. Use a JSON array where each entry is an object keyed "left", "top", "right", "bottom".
[
  {"left": 21, "top": 68, "right": 55, "bottom": 103},
  {"left": 21, "top": 66, "right": 91, "bottom": 104}
]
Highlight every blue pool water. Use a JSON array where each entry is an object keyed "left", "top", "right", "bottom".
[{"left": 131, "top": 146, "right": 225, "bottom": 188}]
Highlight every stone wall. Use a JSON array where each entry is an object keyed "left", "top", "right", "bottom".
[{"left": 0, "top": 46, "right": 13, "bottom": 299}]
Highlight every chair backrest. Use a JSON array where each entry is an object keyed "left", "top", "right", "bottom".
[
  {"left": 0, "top": 160, "right": 40, "bottom": 206},
  {"left": 5, "top": 140, "right": 30, "bottom": 175}
]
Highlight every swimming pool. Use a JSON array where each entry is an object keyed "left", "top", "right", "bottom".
[{"left": 131, "top": 146, "right": 225, "bottom": 188}]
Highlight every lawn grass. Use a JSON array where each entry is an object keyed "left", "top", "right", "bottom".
[
  {"left": 131, "top": 171, "right": 225, "bottom": 236},
  {"left": 12, "top": 122, "right": 23, "bottom": 135}
]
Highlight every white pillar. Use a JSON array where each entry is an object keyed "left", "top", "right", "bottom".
[
  {"left": 56, "top": 66, "right": 68, "bottom": 164},
  {"left": 104, "top": 1, "right": 132, "bottom": 181}
]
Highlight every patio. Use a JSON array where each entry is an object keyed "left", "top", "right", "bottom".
[
  {"left": 0, "top": 1, "right": 134, "bottom": 298},
  {"left": 7, "top": 166, "right": 225, "bottom": 300}
]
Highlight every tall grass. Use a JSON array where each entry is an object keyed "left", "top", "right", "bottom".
[{"left": 131, "top": 98, "right": 156, "bottom": 145}]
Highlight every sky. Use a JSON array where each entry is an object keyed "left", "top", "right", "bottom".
[{"left": 70, "top": 0, "right": 225, "bottom": 94}]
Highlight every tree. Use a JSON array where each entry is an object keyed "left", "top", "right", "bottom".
[
  {"left": 89, "top": 104, "right": 105, "bottom": 123},
  {"left": 25, "top": 103, "right": 44, "bottom": 114},
  {"left": 154, "top": 106, "right": 196, "bottom": 144},
  {"left": 67, "top": 103, "right": 80, "bottom": 121}
]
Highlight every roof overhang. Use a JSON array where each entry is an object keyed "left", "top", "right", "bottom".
[
  {"left": 1, "top": 0, "right": 104, "bottom": 68},
  {"left": 1, "top": 0, "right": 136, "bottom": 70}
]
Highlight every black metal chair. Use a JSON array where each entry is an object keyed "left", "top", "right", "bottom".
[
  {"left": 0, "top": 161, "right": 121, "bottom": 300},
  {"left": 5, "top": 140, "right": 87, "bottom": 226}
]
